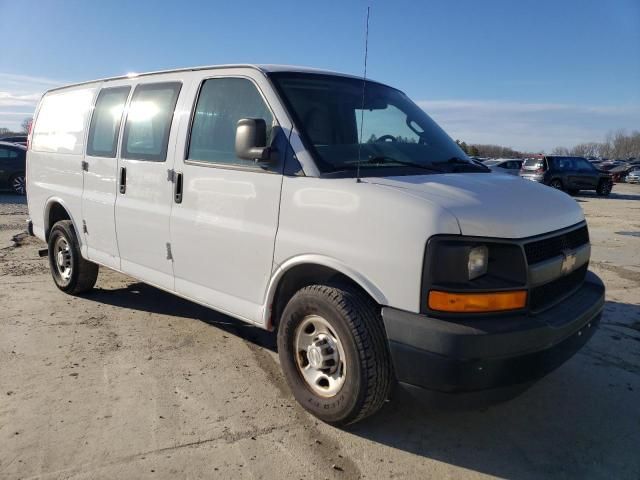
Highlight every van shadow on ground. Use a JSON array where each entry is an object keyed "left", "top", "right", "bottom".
[
  {"left": 85, "top": 283, "right": 640, "bottom": 479},
  {"left": 88, "top": 282, "right": 277, "bottom": 352}
]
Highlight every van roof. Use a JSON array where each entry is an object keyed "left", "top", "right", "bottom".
[{"left": 45, "top": 64, "right": 381, "bottom": 94}]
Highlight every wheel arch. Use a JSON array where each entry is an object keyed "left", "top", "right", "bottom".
[
  {"left": 264, "top": 255, "right": 387, "bottom": 331},
  {"left": 44, "top": 197, "right": 78, "bottom": 242}
]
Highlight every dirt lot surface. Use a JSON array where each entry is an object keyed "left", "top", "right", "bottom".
[{"left": 1, "top": 184, "right": 639, "bottom": 479}]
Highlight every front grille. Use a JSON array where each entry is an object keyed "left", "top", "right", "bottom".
[
  {"left": 524, "top": 225, "right": 589, "bottom": 265},
  {"left": 529, "top": 264, "right": 588, "bottom": 312}
]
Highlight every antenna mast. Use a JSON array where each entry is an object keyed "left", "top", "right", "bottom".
[{"left": 356, "top": 6, "right": 371, "bottom": 183}]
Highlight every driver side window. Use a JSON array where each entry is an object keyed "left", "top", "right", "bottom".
[
  {"left": 356, "top": 104, "right": 421, "bottom": 144},
  {"left": 187, "top": 78, "right": 274, "bottom": 166}
]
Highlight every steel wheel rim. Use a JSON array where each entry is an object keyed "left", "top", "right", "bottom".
[
  {"left": 54, "top": 236, "right": 72, "bottom": 283},
  {"left": 294, "top": 315, "right": 346, "bottom": 397},
  {"left": 12, "top": 175, "right": 25, "bottom": 195},
  {"left": 551, "top": 180, "right": 562, "bottom": 189}
]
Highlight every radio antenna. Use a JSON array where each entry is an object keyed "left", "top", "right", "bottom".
[{"left": 356, "top": 6, "right": 371, "bottom": 183}]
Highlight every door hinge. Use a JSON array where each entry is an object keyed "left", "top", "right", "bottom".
[
  {"left": 167, "top": 169, "right": 176, "bottom": 182},
  {"left": 82, "top": 220, "right": 88, "bottom": 234},
  {"left": 166, "top": 242, "right": 173, "bottom": 261},
  {"left": 81, "top": 160, "right": 89, "bottom": 172}
]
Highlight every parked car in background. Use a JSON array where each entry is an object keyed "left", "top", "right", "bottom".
[
  {"left": 608, "top": 163, "right": 634, "bottom": 183},
  {"left": 520, "top": 156, "right": 613, "bottom": 195},
  {"left": 483, "top": 158, "right": 523, "bottom": 176},
  {"left": 627, "top": 168, "right": 640, "bottom": 184},
  {"left": 0, "top": 141, "right": 27, "bottom": 195},
  {"left": 0, "top": 135, "right": 28, "bottom": 146}
]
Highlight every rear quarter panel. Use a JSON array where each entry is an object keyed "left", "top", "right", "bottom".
[{"left": 27, "top": 85, "right": 98, "bottom": 242}]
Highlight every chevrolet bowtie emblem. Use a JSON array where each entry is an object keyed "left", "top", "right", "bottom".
[{"left": 561, "top": 249, "right": 577, "bottom": 275}]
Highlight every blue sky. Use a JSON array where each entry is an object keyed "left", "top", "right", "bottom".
[{"left": 1, "top": 0, "right": 638, "bottom": 152}]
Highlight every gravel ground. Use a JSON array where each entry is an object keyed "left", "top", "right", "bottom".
[{"left": 1, "top": 184, "right": 639, "bottom": 479}]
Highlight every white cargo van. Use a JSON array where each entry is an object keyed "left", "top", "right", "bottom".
[{"left": 27, "top": 65, "right": 604, "bottom": 425}]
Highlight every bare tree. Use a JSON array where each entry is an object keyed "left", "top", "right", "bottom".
[
  {"left": 570, "top": 142, "right": 602, "bottom": 158},
  {"left": 551, "top": 146, "right": 570, "bottom": 156},
  {"left": 21, "top": 117, "right": 33, "bottom": 134}
]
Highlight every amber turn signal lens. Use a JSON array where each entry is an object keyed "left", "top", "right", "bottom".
[{"left": 428, "top": 290, "right": 527, "bottom": 313}]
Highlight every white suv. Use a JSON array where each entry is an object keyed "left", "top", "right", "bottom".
[{"left": 26, "top": 65, "right": 604, "bottom": 425}]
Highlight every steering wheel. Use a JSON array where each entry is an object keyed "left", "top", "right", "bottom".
[{"left": 375, "top": 134, "right": 397, "bottom": 143}]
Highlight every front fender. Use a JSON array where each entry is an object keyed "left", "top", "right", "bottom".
[{"left": 262, "top": 254, "right": 388, "bottom": 328}]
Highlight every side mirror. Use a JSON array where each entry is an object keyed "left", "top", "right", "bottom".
[{"left": 235, "top": 118, "right": 272, "bottom": 163}]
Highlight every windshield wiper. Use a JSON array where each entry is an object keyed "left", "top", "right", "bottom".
[{"left": 365, "top": 155, "right": 446, "bottom": 173}]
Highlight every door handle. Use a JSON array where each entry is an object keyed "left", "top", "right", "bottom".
[
  {"left": 119, "top": 167, "right": 127, "bottom": 194},
  {"left": 81, "top": 160, "right": 89, "bottom": 172},
  {"left": 174, "top": 172, "right": 183, "bottom": 204}
]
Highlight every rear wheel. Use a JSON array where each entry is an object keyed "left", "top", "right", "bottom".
[
  {"left": 277, "top": 283, "right": 392, "bottom": 426},
  {"left": 596, "top": 179, "right": 612, "bottom": 196},
  {"left": 10, "top": 173, "right": 26, "bottom": 195},
  {"left": 549, "top": 179, "right": 564, "bottom": 191},
  {"left": 48, "top": 220, "right": 98, "bottom": 294}
]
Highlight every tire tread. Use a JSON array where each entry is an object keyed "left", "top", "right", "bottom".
[
  {"left": 291, "top": 283, "right": 392, "bottom": 424},
  {"left": 49, "top": 220, "right": 98, "bottom": 294}
]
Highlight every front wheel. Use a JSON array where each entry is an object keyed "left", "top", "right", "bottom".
[
  {"left": 277, "top": 284, "right": 392, "bottom": 426},
  {"left": 10, "top": 173, "right": 26, "bottom": 195},
  {"left": 596, "top": 180, "right": 612, "bottom": 196},
  {"left": 48, "top": 220, "right": 99, "bottom": 294}
]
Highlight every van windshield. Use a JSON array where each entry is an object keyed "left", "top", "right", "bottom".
[{"left": 269, "top": 72, "right": 484, "bottom": 176}]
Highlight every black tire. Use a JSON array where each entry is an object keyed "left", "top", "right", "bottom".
[
  {"left": 596, "top": 179, "right": 612, "bottom": 196},
  {"left": 9, "top": 173, "right": 26, "bottom": 196},
  {"left": 549, "top": 179, "right": 564, "bottom": 191},
  {"left": 277, "top": 283, "right": 392, "bottom": 426},
  {"left": 48, "top": 220, "right": 98, "bottom": 294}
]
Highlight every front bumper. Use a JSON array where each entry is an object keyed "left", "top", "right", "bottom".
[{"left": 382, "top": 271, "right": 604, "bottom": 398}]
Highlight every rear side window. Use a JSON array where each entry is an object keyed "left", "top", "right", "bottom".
[
  {"left": 0, "top": 148, "right": 19, "bottom": 158},
  {"left": 122, "top": 82, "right": 181, "bottom": 161},
  {"left": 187, "top": 78, "right": 274, "bottom": 166},
  {"left": 551, "top": 157, "right": 574, "bottom": 171},
  {"left": 87, "top": 86, "right": 130, "bottom": 157},
  {"left": 31, "top": 88, "right": 96, "bottom": 154},
  {"left": 575, "top": 158, "right": 595, "bottom": 172}
]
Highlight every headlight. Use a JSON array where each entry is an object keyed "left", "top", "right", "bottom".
[
  {"left": 421, "top": 236, "right": 528, "bottom": 314},
  {"left": 468, "top": 245, "right": 488, "bottom": 280}
]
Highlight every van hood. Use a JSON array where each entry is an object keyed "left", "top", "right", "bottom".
[{"left": 367, "top": 173, "right": 584, "bottom": 238}]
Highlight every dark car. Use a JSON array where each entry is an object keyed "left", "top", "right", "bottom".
[
  {"left": 0, "top": 135, "right": 28, "bottom": 146},
  {"left": 519, "top": 156, "right": 613, "bottom": 196},
  {"left": 0, "top": 141, "right": 27, "bottom": 195}
]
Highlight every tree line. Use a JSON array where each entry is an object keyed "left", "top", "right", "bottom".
[
  {"left": 456, "top": 129, "right": 640, "bottom": 160},
  {"left": 551, "top": 130, "right": 640, "bottom": 159},
  {"left": 455, "top": 140, "right": 523, "bottom": 158}
]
